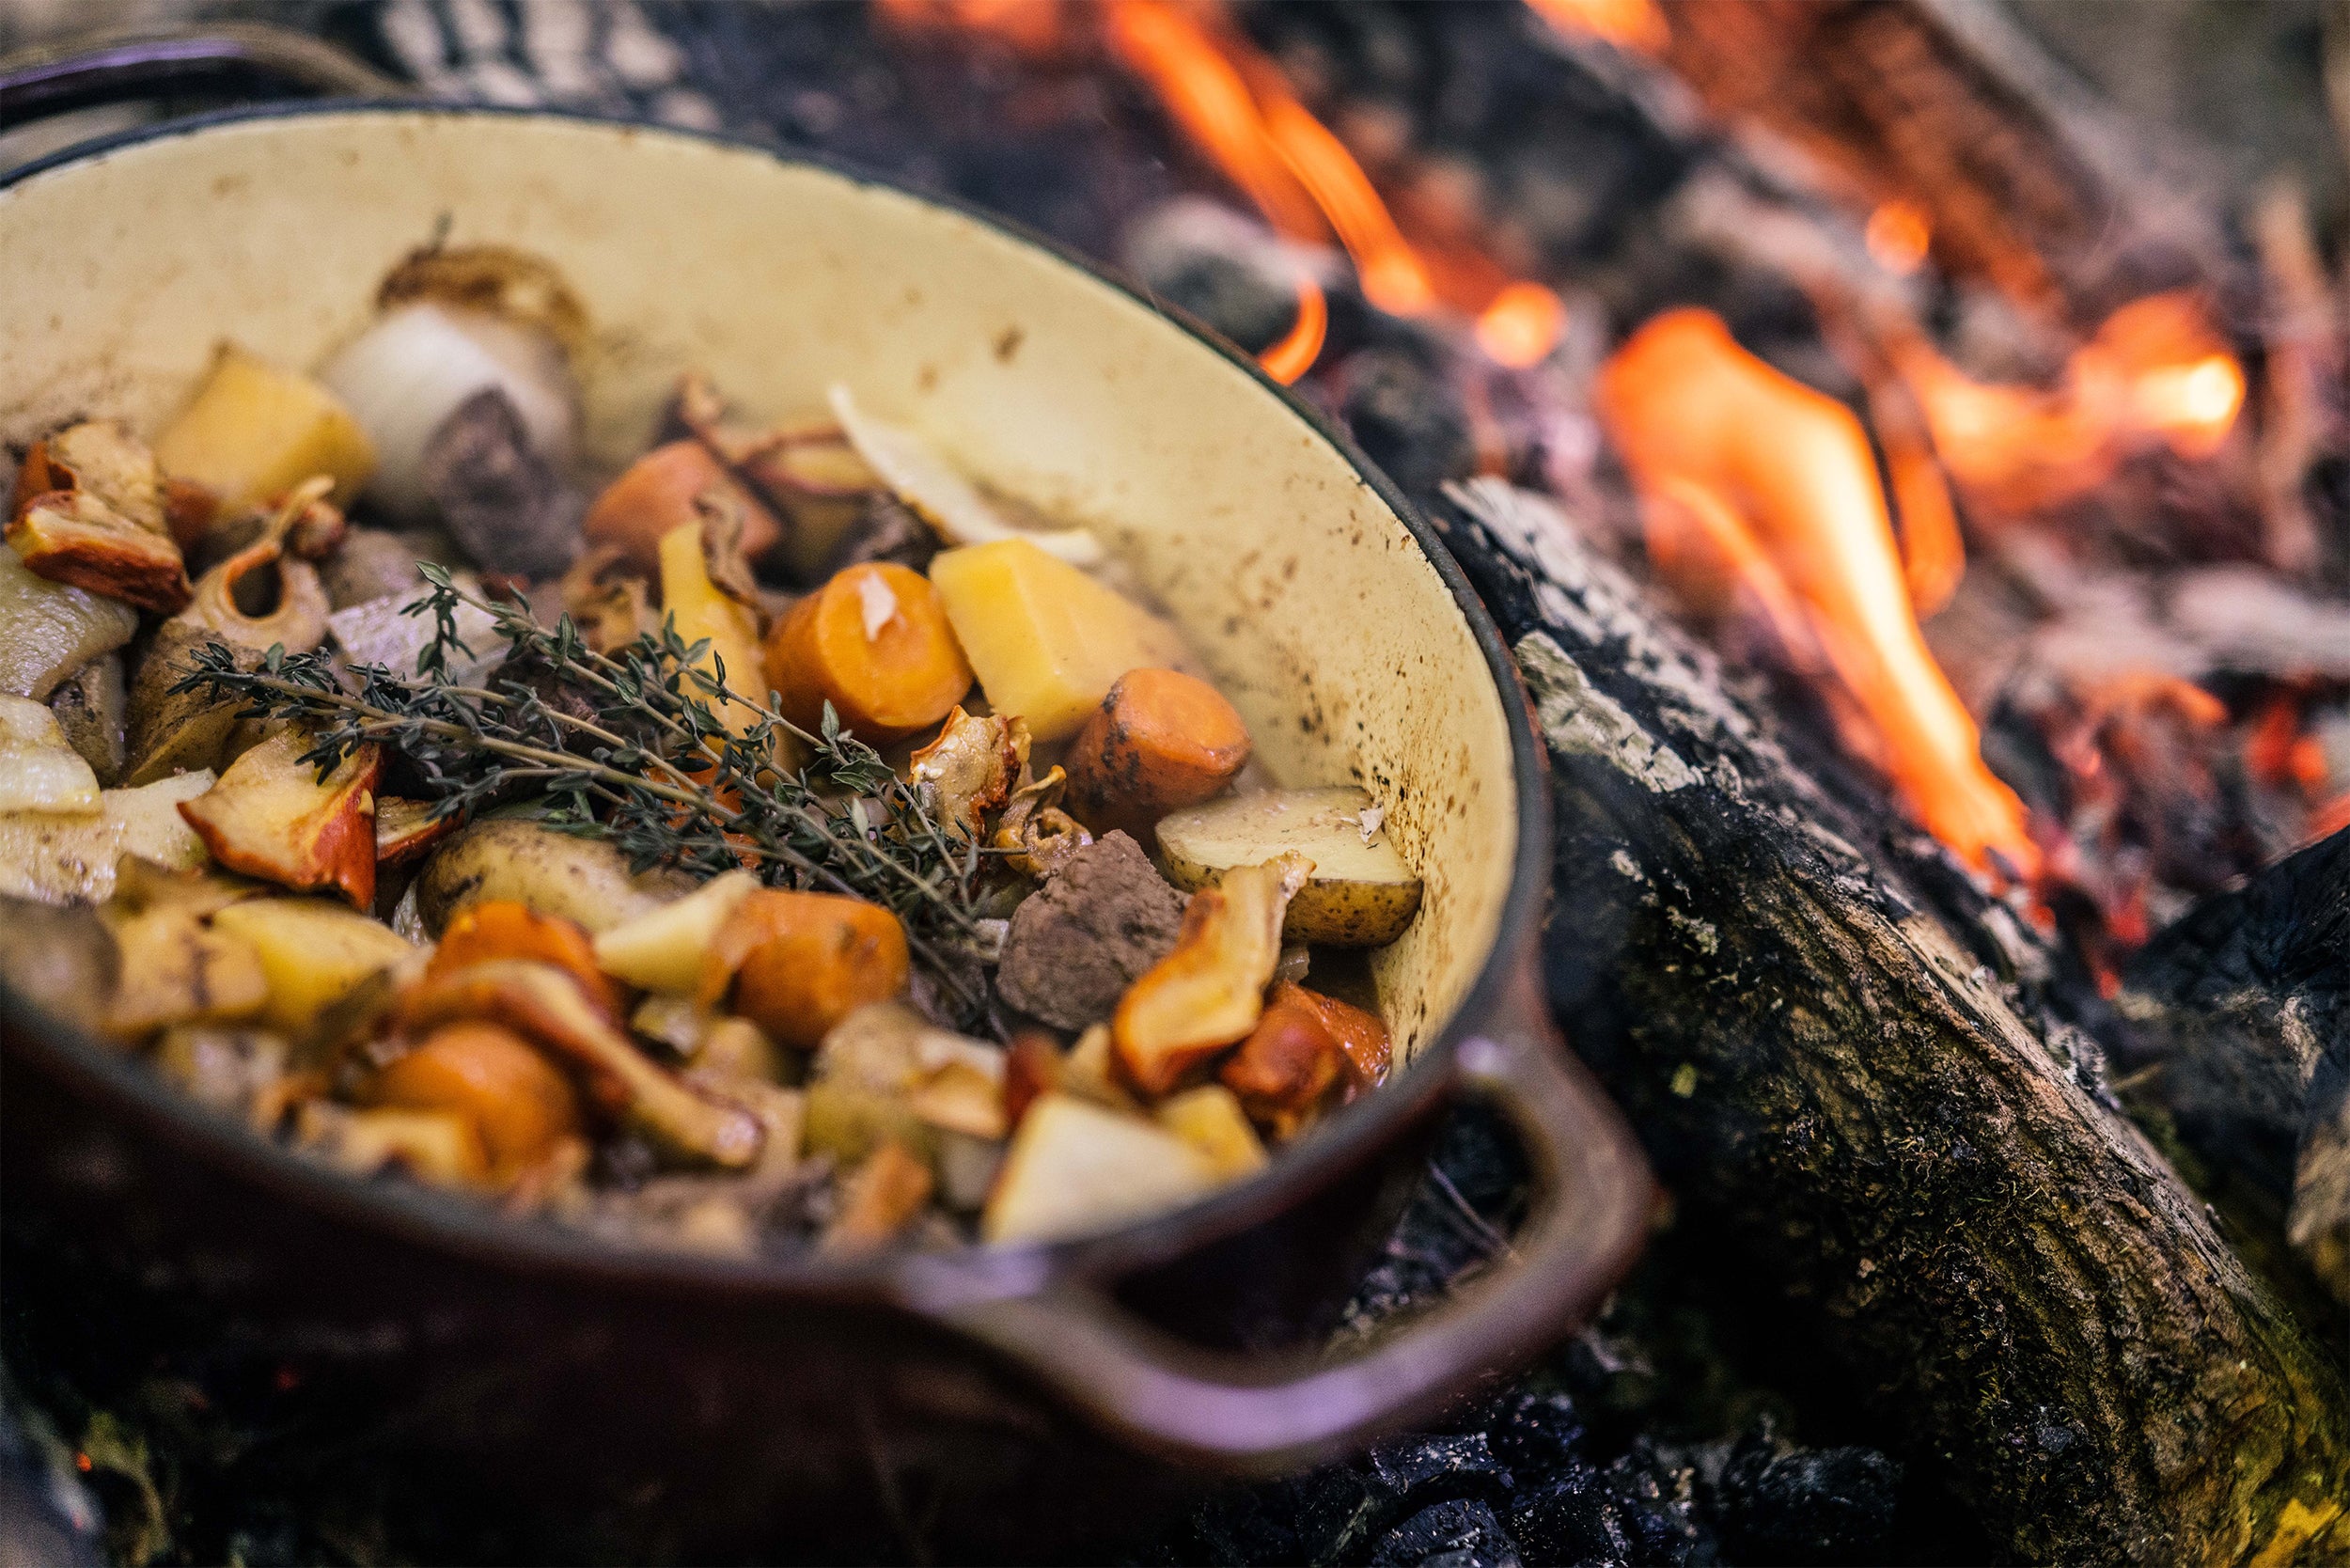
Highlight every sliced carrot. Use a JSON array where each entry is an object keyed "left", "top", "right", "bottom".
[
  {"left": 370, "top": 1021, "right": 583, "bottom": 1178},
  {"left": 1062, "top": 667, "right": 1251, "bottom": 839},
  {"left": 427, "top": 900, "right": 625, "bottom": 1021},
  {"left": 582, "top": 440, "right": 781, "bottom": 575},
  {"left": 700, "top": 888, "right": 911, "bottom": 1050},
  {"left": 761, "top": 561, "right": 972, "bottom": 745}
]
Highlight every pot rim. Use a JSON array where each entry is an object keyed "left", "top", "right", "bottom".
[{"left": 0, "top": 100, "right": 1554, "bottom": 1308}]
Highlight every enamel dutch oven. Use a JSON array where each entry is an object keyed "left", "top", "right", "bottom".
[{"left": 0, "top": 35, "right": 1650, "bottom": 1558}]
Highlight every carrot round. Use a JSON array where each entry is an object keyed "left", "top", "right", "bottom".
[
  {"left": 427, "top": 900, "right": 626, "bottom": 1021},
  {"left": 371, "top": 1021, "right": 582, "bottom": 1176},
  {"left": 582, "top": 440, "right": 781, "bottom": 574},
  {"left": 1061, "top": 667, "right": 1251, "bottom": 839},
  {"left": 702, "top": 888, "right": 910, "bottom": 1050},
  {"left": 761, "top": 562, "right": 972, "bottom": 744}
]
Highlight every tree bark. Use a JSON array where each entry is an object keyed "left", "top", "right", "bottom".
[{"left": 1437, "top": 478, "right": 2350, "bottom": 1564}]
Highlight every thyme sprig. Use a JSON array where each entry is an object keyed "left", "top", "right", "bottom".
[{"left": 170, "top": 567, "right": 990, "bottom": 994}]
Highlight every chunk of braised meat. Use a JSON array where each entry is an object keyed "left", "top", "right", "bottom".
[
  {"left": 995, "top": 830, "right": 1184, "bottom": 1031},
  {"left": 422, "top": 386, "right": 585, "bottom": 578}
]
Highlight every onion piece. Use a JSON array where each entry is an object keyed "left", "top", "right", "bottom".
[
  {"left": 0, "top": 543, "right": 138, "bottom": 702},
  {"left": 320, "top": 302, "right": 577, "bottom": 525},
  {"left": 827, "top": 385, "right": 1103, "bottom": 567}
]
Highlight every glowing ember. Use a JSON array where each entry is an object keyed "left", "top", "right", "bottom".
[
  {"left": 1595, "top": 308, "right": 2038, "bottom": 876},
  {"left": 1257, "top": 276, "right": 1328, "bottom": 385},
  {"left": 2246, "top": 694, "right": 2326, "bottom": 792},
  {"left": 1864, "top": 200, "right": 1933, "bottom": 275},
  {"left": 1889, "top": 290, "right": 2245, "bottom": 512},
  {"left": 875, "top": 0, "right": 1068, "bottom": 55},
  {"left": 1475, "top": 281, "right": 1568, "bottom": 368},
  {"left": 1524, "top": 0, "right": 1669, "bottom": 55}
]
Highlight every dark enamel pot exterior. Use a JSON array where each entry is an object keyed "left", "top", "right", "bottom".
[{"left": 0, "top": 83, "right": 1651, "bottom": 1558}]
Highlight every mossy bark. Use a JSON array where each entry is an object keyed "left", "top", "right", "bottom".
[{"left": 1441, "top": 479, "right": 2350, "bottom": 1564}]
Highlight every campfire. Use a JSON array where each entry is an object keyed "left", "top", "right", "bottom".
[
  {"left": 873, "top": 0, "right": 2342, "bottom": 925},
  {"left": 5, "top": 1, "right": 2345, "bottom": 1562},
  {"left": 856, "top": 1, "right": 2350, "bottom": 1556}
]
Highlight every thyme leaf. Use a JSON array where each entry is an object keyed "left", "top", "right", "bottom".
[{"left": 169, "top": 575, "right": 992, "bottom": 1004}]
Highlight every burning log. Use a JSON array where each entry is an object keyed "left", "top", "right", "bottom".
[
  {"left": 1649, "top": 0, "right": 2235, "bottom": 331},
  {"left": 1437, "top": 478, "right": 2350, "bottom": 1564},
  {"left": 2119, "top": 830, "right": 2350, "bottom": 1306}
]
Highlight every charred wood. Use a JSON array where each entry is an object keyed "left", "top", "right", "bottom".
[
  {"left": 1437, "top": 478, "right": 2350, "bottom": 1564},
  {"left": 2121, "top": 830, "right": 2350, "bottom": 1306},
  {"left": 1655, "top": 0, "right": 2235, "bottom": 331}
]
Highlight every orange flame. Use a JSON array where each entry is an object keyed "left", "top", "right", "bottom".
[
  {"left": 1891, "top": 290, "right": 2244, "bottom": 512},
  {"left": 1255, "top": 83, "right": 1434, "bottom": 314},
  {"left": 1258, "top": 276, "right": 1328, "bottom": 384},
  {"left": 1103, "top": 0, "right": 1559, "bottom": 365},
  {"left": 1596, "top": 309, "right": 2037, "bottom": 876},
  {"left": 1524, "top": 0, "right": 1668, "bottom": 54}
]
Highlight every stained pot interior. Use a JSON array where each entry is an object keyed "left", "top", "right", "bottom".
[{"left": 0, "top": 109, "right": 1518, "bottom": 1070}]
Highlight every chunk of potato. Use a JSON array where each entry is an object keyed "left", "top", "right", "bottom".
[
  {"left": 1155, "top": 1084, "right": 1268, "bottom": 1181},
  {"left": 102, "top": 902, "right": 268, "bottom": 1037},
  {"left": 0, "top": 771, "right": 213, "bottom": 905},
  {"left": 980, "top": 1093, "right": 1217, "bottom": 1245},
  {"left": 412, "top": 818, "right": 689, "bottom": 935},
  {"left": 151, "top": 346, "right": 376, "bottom": 511},
  {"left": 209, "top": 897, "right": 420, "bottom": 1032},
  {"left": 1155, "top": 787, "right": 1423, "bottom": 948},
  {"left": 927, "top": 539, "right": 1190, "bottom": 744},
  {"left": 590, "top": 869, "right": 758, "bottom": 993}
]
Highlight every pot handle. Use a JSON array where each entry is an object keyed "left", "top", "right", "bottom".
[
  {"left": 0, "top": 24, "right": 397, "bottom": 132},
  {"left": 941, "top": 965, "right": 1653, "bottom": 1472}
]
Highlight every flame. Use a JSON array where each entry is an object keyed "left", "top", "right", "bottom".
[
  {"left": 1891, "top": 290, "right": 2244, "bottom": 512},
  {"left": 1524, "top": 0, "right": 1668, "bottom": 54},
  {"left": 1258, "top": 277, "right": 1327, "bottom": 384},
  {"left": 1254, "top": 83, "right": 1434, "bottom": 314},
  {"left": 1596, "top": 309, "right": 2037, "bottom": 875},
  {"left": 1102, "top": 0, "right": 1559, "bottom": 365},
  {"left": 1104, "top": 1, "right": 1327, "bottom": 242},
  {"left": 1864, "top": 201, "right": 1932, "bottom": 275}
]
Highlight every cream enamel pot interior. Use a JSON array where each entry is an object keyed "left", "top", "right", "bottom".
[{"left": 0, "top": 102, "right": 1650, "bottom": 1546}]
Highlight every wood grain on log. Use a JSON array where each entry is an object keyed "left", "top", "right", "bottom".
[{"left": 1436, "top": 478, "right": 2349, "bottom": 1564}]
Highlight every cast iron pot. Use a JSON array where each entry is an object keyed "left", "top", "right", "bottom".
[{"left": 0, "top": 39, "right": 1651, "bottom": 1560}]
